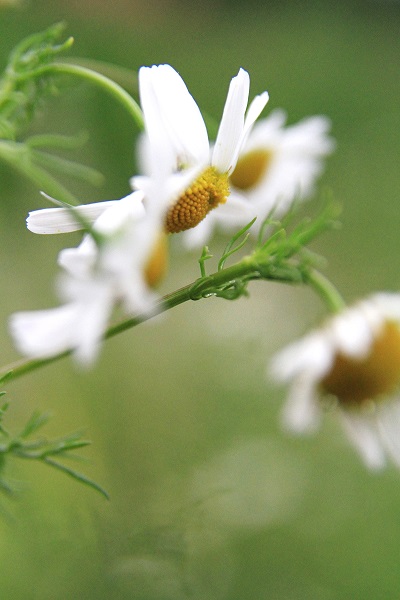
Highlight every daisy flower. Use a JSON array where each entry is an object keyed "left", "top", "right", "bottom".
[
  {"left": 270, "top": 293, "right": 400, "bottom": 469},
  {"left": 27, "top": 64, "right": 268, "bottom": 243},
  {"left": 10, "top": 191, "right": 168, "bottom": 364},
  {"left": 182, "top": 109, "right": 335, "bottom": 248},
  {"left": 131, "top": 64, "right": 269, "bottom": 235}
]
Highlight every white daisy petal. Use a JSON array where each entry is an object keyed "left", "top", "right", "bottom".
[
  {"left": 270, "top": 331, "right": 333, "bottom": 381},
  {"left": 57, "top": 235, "right": 97, "bottom": 276},
  {"left": 329, "top": 306, "right": 375, "bottom": 358},
  {"left": 212, "top": 68, "right": 250, "bottom": 173},
  {"left": 340, "top": 411, "right": 386, "bottom": 470},
  {"left": 375, "top": 401, "right": 400, "bottom": 467},
  {"left": 281, "top": 373, "right": 322, "bottom": 434},
  {"left": 137, "top": 66, "right": 178, "bottom": 177},
  {"left": 73, "top": 287, "right": 114, "bottom": 365},
  {"left": 283, "top": 116, "right": 335, "bottom": 154},
  {"left": 93, "top": 191, "right": 145, "bottom": 234},
  {"left": 373, "top": 292, "right": 400, "bottom": 321},
  {"left": 242, "top": 109, "right": 287, "bottom": 149},
  {"left": 26, "top": 200, "right": 121, "bottom": 234},
  {"left": 239, "top": 91, "right": 270, "bottom": 150},
  {"left": 9, "top": 304, "right": 87, "bottom": 360},
  {"left": 139, "top": 64, "right": 209, "bottom": 169},
  {"left": 180, "top": 217, "right": 213, "bottom": 250}
]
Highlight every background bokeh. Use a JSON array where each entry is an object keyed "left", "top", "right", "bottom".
[{"left": 1, "top": 0, "right": 400, "bottom": 598}]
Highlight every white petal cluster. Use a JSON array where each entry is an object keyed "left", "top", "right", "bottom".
[
  {"left": 10, "top": 192, "right": 162, "bottom": 365},
  {"left": 182, "top": 109, "right": 335, "bottom": 248},
  {"left": 270, "top": 293, "right": 400, "bottom": 469}
]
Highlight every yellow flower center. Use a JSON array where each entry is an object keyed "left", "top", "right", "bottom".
[
  {"left": 321, "top": 321, "right": 400, "bottom": 407},
  {"left": 165, "top": 166, "right": 230, "bottom": 234},
  {"left": 144, "top": 231, "right": 168, "bottom": 288},
  {"left": 229, "top": 149, "right": 273, "bottom": 191}
]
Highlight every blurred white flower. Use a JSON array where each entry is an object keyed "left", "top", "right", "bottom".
[
  {"left": 270, "top": 293, "right": 400, "bottom": 469},
  {"left": 10, "top": 191, "right": 167, "bottom": 365},
  {"left": 131, "top": 64, "right": 269, "bottom": 234},
  {"left": 182, "top": 109, "right": 334, "bottom": 248}
]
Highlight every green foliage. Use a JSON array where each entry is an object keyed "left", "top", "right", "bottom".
[
  {"left": 254, "top": 201, "right": 341, "bottom": 277},
  {"left": 0, "top": 399, "right": 108, "bottom": 503},
  {"left": 192, "top": 201, "right": 340, "bottom": 303},
  {"left": 0, "top": 22, "right": 73, "bottom": 140},
  {"left": 218, "top": 217, "right": 257, "bottom": 271},
  {"left": 0, "top": 23, "right": 104, "bottom": 203}
]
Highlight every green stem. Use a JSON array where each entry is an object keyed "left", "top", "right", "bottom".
[
  {"left": 60, "top": 57, "right": 139, "bottom": 95},
  {"left": 32, "top": 62, "right": 143, "bottom": 130},
  {"left": 305, "top": 268, "right": 346, "bottom": 313},
  {"left": 0, "top": 292, "right": 191, "bottom": 384},
  {"left": 0, "top": 257, "right": 268, "bottom": 384},
  {"left": 0, "top": 254, "right": 345, "bottom": 384}
]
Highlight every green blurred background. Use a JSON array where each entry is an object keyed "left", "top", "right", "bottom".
[{"left": 1, "top": 0, "right": 400, "bottom": 598}]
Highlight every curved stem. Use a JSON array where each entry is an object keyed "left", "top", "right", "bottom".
[
  {"left": 305, "top": 268, "right": 346, "bottom": 314},
  {"left": 0, "top": 256, "right": 277, "bottom": 384},
  {"left": 0, "top": 259, "right": 345, "bottom": 385},
  {"left": 31, "top": 62, "right": 144, "bottom": 130},
  {"left": 60, "top": 57, "right": 139, "bottom": 95}
]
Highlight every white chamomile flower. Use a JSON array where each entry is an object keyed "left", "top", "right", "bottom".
[
  {"left": 131, "top": 63, "right": 269, "bottom": 235},
  {"left": 182, "top": 109, "right": 335, "bottom": 248},
  {"left": 27, "top": 65, "right": 268, "bottom": 243},
  {"left": 10, "top": 191, "right": 168, "bottom": 365},
  {"left": 270, "top": 293, "right": 400, "bottom": 470}
]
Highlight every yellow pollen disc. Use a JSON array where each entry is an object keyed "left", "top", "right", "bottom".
[
  {"left": 229, "top": 149, "right": 273, "bottom": 191},
  {"left": 321, "top": 321, "right": 400, "bottom": 407},
  {"left": 144, "top": 231, "right": 169, "bottom": 288},
  {"left": 165, "top": 166, "right": 230, "bottom": 234}
]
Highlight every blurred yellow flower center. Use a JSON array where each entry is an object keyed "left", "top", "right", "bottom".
[
  {"left": 229, "top": 149, "right": 273, "bottom": 190},
  {"left": 144, "top": 231, "right": 168, "bottom": 288},
  {"left": 321, "top": 321, "right": 400, "bottom": 406},
  {"left": 165, "top": 166, "right": 230, "bottom": 234}
]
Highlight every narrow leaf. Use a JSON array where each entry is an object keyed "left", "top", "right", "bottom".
[
  {"left": 19, "top": 411, "right": 51, "bottom": 439},
  {"left": 43, "top": 456, "right": 109, "bottom": 499}
]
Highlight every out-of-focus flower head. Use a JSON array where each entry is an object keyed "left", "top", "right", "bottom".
[
  {"left": 270, "top": 293, "right": 400, "bottom": 469},
  {"left": 10, "top": 191, "right": 168, "bottom": 365},
  {"left": 183, "top": 109, "right": 335, "bottom": 248}
]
